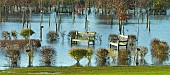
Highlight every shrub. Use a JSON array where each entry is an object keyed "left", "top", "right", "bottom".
[
  {"left": 96, "top": 48, "right": 109, "bottom": 66},
  {"left": 11, "top": 30, "right": 17, "bottom": 39},
  {"left": 151, "top": 38, "right": 169, "bottom": 63},
  {"left": 108, "top": 49, "right": 118, "bottom": 59},
  {"left": 34, "top": 40, "right": 41, "bottom": 48},
  {"left": 46, "top": 31, "right": 58, "bottom": 42},
  {"left": 1, "top": 31, "right": 10, "bottom": 40},
  {"left": 6, "top": 47, "right": 20, "bottom": 67},
  {"left": 20, "top": 28, "right": 35, "bottom": 39},
  {"left": 118, "top": 49, "right": 130, "bottom": 65},
  {"left": 69, "top": 30, "right": 78, "bottom": 39},
  {"left": 85, "top": 48, "right": 93, "bottom": 62},
  {"left": 68, "top": 48, "right": 87, "bottom": 63},
  {"left": 131, "top": 46, "right": 148, "bottom": 59},
  {"left": 41, "top": 46, "right": 56, "bottom": 66},
  {"left": 118, "top": 49, "right": 130, "bottom": 60}
]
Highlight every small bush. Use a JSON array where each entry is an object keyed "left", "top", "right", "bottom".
[
  {"left": 118, "top": 49, "right": 130, "bottom": 65},
  {"left": 68, "top": 48, "right": 87, "bottom": 63},
  {"left": 1, "top": 31, "right": 10, "bottom": 40},
  {"left": 11, "top": 30, "right": 17, "bottom": 39},
  {"left": 85, "top": 48, "right": 93, "bottom": 62},
  {"left": 20, "top": 28, "right": 35, "bottom": 39},
  {"left": 96, "top": 48, "right": 109, "bottom": 66},
  {"left": 41, "top": 46, "right": 56, "bottom": 66},
  {"left": 6, "top": 47, "right": 20, "bottom": 67},
  {"left": 118, "top": 49, "right": 130, "bottom": 60},
  {"left": 46, "top": 31, "right": 58, "bottom": 42},
  {"left": 151, "top": 38, "right": 169, "bottom": 63},
  {"left": 108, "top": 49, "right": 118, "bottom": 59},
  {"left": 131, "top": 46, "right": 148, "bottom": 59}
]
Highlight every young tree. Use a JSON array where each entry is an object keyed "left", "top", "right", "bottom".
[{"left": 112, "top": 0, "right": 130, "bottom": 35}]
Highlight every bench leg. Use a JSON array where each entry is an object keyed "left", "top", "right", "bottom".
[
  {"left": 117, "top": 45, "right": 119, "bottom": 55},
  {"left": 93, "top": 41, "right": 95, "bottom": 45},
  {"left": 70, "top": 39, "right": 72, "bottom": 45},
  {"left": 126, "top": 45, "right": 128, "bottom": 51}
]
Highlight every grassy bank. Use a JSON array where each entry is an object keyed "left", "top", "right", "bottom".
[{"left": 0, "top": 66, "right": 170, "bottom": 75}]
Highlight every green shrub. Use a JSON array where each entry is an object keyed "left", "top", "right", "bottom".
[
  {"left": 20, "top": 28, "right": 35, "bottom": 39},
  {"left": 85, "top": 48, "right": 93, "bottom": 62},
  {"left": 68, "top": 48, "right": 87, "bottom": 63}
]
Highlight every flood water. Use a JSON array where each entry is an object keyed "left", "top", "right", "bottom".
[{"left": 1, "top": 8, "right": 170, "bottom": 69}]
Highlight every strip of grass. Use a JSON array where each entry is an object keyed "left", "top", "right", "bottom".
[{"left": 0, "top": 66, "right": 170, "bottom": 75}]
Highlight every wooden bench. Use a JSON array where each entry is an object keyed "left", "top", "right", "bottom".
[
  {"left": 109, "top": 35, "right": 128, "bottom": 51},
  {"left": 70, "top": 32, "right": 96, "bottom": 46}
]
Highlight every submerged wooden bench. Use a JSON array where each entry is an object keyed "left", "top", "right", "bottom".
[
  {"left": 70, "top": 32, "right": 96, "bottom": 46},
  {"left": 109, "top": 35, "right": 128, "bottom": 51}
]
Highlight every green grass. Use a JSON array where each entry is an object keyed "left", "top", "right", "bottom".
[{"left": 0, "top": 66, "right": 170, "bottom": 75}]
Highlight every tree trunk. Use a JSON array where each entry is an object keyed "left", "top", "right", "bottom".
[
  {"left": 146, "top": 9, "right": 149, "bottom": 28},
  {"left": 0, "top": 12, "right": 1, "bottom": 22},
  {"left": 119, "top": 20, "right": 123, "bottom": 35},
  {"left": 28, "top": 54, "right": 32, "bottom": 67},
  {"left": 40, "top": 10, "right": 43, "bottom": 41},
  {"left": 77, "top": 60, "right": 79, "bottom": 63},
  {"left": 48, "top": 12, "right": 50, "bottom": 27}
]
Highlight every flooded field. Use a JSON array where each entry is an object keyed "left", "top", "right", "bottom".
[{"left": 1, "top": 8, "right": 170, "bottom": 69}]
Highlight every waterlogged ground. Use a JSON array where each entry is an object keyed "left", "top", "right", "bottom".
[{"left": 1, "top": 8, "right": 170, "bottom": 69}]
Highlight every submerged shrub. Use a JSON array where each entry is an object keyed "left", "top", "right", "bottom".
[
  {"left": 85, "top": 48, "right": 93, "bottom": 62},
  {"left": 46, "top": 31, "right": 58, "bottom": 42},
  {"left": 11, "top": 30, "right": 18, "bottom": 39},
  {"left": 108, "top": 49, "right": 118, "bottom": 59},
  {"left": 20, "top": 28, "right": 35, "bottom": 39},
  {"left": 2, "top": 31, "right": 10, "bottom": 40},
  {"left": 6, "top": 47, "right": 20, "bottom": 67},
  {"left": 96, "top": 48, "right": 109, "bottom": 66},
  {"left": 118, "top": 49, "right": 130, "bottom": 60},
  {"left": 131, "top": 46, "right": 148, "bottom": 59},
  {"left": 41, "top": 46, "right": 56, "bottom": 66},
  {"left": 68, "top": 48, "right": 87, "bottom": 63},
  {"left": 151, "top": 38, "right": 169, "bottom": 63},
  {"left": 118, "top": 49, "right": 130, "bottom": 65}
]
